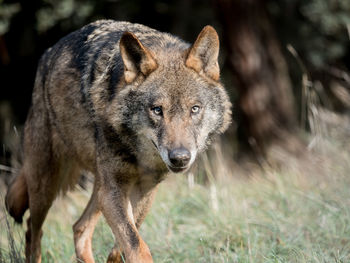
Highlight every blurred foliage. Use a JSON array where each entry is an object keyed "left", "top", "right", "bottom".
[
  {"left": 0, "top": 0, "right": 349, "bottom": 140},
  {"left": 36, "top": 0, "right": 94, "bottom": 33},
  {"left": 0, "top": 0, "right": 20, "bottom": 35},
  {"left": 269, "top": 0, "right": 350, "bottom": 69},
  {"left": 1, "top": 0, "right": 348, "bottom": 75}
]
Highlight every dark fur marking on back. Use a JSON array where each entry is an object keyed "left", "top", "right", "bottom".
[
  {"left": 69, "top": 24, "right": 99, "bottom": 104},
  {"left": 88, "top": 45, "right": 104, "bottom": 86},
  {"left": 108, "top": 55, "right": 124, "bottom": 101},
  {"left": 40, "top": 51, "right": 51, "bottom": 88},
  {"left": 165, "top": 41, "right": 179, "bottom": 49},
  {"left": 40, "top": 40, "right": 75, "bottom": 148}
]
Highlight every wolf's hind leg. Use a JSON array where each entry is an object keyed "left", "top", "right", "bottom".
[
  {"left": 23, "top": 126, "right": 64, "bottom": 262},
  {"left": 73, "top": 183, "right": 101, "bottom": 263},
  {"left": 25, "top": 162, "right": 61, "bottom": 263}
]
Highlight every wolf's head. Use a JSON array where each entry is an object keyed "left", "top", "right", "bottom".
[{"left": 108, "top": 26, "right": 231, "bottom": 173}]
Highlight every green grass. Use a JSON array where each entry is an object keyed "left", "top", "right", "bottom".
[{"left": 1, "top": 137, "right": 350, "bottom": 262}]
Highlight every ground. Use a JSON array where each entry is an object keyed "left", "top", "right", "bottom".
[{"left": 0, "top": 110, "right": 350, "bottom": 263}]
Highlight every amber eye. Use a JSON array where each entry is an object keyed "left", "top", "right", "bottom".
[
  {"left": 151, "top": 106, "right": 163, "bottom": 116},
  {"left": 191, "top": 105, "right": 200, "bottom": 114}
]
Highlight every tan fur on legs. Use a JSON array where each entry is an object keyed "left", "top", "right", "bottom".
[
  {"left": 130, "top": 184, "right": 158, "bottom": 229},
  {"left": 107, "top": 246, "right": 123, "bottom": 263},
  {"left": 106, "top": 182, "right": 158, "bottom": 263},
  {"left": 23, "top": 136, "right": 62, "bottom": 263},
  {"left": 73, "top": 184, "right": 101, "bottom": 263},
  {"left": 27, "top": 184, "right": 57, "bottom": 263},
  {"left": 98, "top": 182, "right": 153, "bottom": 263}
]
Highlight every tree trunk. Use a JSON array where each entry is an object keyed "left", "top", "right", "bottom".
[{"left": 216, "top": 0, "right": 300, "bottom": 156}]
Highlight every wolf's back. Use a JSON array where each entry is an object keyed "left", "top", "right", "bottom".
[{"left": 35, "top": 20, "right": 188, "bottom": 110}]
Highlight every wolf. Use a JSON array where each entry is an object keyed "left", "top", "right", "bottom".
[{"left": 5, "top": 20, "right": 231, "bottom": 263}]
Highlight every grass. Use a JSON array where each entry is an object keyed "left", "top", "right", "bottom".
[{"left": 1, "top": 112, "right": 350, "bottom": 262}]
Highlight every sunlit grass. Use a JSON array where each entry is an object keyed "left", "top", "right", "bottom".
[{"left": 1, "top": 138, "right": 350, "bottom": 263}]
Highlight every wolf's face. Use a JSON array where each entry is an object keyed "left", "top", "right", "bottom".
[
  {"left": 113, "top": 26, "right": 231, "bottom": 173},
  {"left": 123, "top": 66, "right": 230, "bottom": 173}
]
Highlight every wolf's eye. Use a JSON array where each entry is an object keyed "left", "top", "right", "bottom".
[
  {"left": 151, "top": 106, "right": 163, "bottom": 116},
  {"left": 191, "top": 105, "right": 200, "bottom": 114}
]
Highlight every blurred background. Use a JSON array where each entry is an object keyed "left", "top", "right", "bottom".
[
  {"left": 0, "top": 0, "right": 350, "bottom": 166},
  {"left": 1, "top": 1, "right": 350, "bottom": 262}
]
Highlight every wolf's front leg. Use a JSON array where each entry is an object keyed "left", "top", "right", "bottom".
[
  {"left": 73, "top": 183, "right": 101, "bottom": 263},
  {"left": 98, "top": 184, "right": 153, "bottom": 263}
]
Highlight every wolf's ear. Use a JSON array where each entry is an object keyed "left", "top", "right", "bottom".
[
  {"left": 120, "top": 32, "right": 158, "bottom": 84},
  {"left": 185, "top": 26, "right": 220, "bottom": 81}
]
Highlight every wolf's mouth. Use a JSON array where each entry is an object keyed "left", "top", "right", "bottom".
[
  {"left": 167, "top": 165, "right": 189, "bottom": 173},
  {"left": 151, "top": 140, "right": 158, "bottom": 150}
]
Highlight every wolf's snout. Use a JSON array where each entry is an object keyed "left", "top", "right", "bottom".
[{"left": 168, "top": 148, "right": 191, "bottom": 167}]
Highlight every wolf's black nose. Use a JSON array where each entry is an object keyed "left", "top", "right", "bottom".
[{"left": 169, "top": 148, "right": 191, "bottom": 167}]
